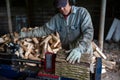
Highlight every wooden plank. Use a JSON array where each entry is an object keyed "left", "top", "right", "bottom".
[
  {"left": 6, "top": 0, "right": 13, "bottom": 33},
  {"left": 102, "top": 59, "right": 116, "bottom": 69},
  {"left": 105, "top": 18, "right": 119, "bottom": 41},
  {"left": 92, "top": 42, "right": 107, "bottom": 59},
  {"left": 113, "top": 19, "right": 120, "bottom": 42}
]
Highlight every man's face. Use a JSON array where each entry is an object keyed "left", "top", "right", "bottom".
[{"left": 58, "top": 1, "right": 71, "bottom": 15}]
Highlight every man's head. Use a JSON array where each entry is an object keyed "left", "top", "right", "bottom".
[{"left": 54, "top": 0, "right": 72, "bottom": 15}]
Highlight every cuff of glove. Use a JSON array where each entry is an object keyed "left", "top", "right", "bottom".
[
  {"left": 69, "top": 43, "right": 75, "bottom": 49},
  {"left": 72, "top": 45, "right": 85, "bottom": 54},
  {"left": 69, "top": 42, "right": 86, "bottom": 53}
]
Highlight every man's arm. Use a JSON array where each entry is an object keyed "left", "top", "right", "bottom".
[
  {"left": 20, "top": 26, "right": 53, "bottom": 38},
  {"left": 70, "top": 7, "right": 94, "bottom": 53},
  {"left": 67, "top": 8, "right": 94, "bottom": 64}
]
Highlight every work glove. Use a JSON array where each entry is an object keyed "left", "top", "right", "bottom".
[
  {"left": 66, "top": 47, "right": 83, "bottom": 64},
  {"left": 66, "top": 42, "right": 85, "bottom": 64}
]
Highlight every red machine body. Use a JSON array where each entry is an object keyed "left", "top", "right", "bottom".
[{"left": 44, "top": 52, "right": 56, "bottom": 73}]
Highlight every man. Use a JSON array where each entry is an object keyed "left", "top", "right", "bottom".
[{"left": 20, "top": 0, "right": 94, "bottom": 64}]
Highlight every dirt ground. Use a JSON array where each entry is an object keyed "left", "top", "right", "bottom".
[{"left": 101, "top": 42, "right": 120, "bottom": 80}]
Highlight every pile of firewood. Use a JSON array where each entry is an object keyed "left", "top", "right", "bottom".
[
  {"left": 91, "top": 42, "right": 116, "bottom": 74},
  {"left": 0, "top": 27, "right": 62, "bottom": 60},
  {"left": 0, "top": 27, "right": 116, "bottom": 72}
]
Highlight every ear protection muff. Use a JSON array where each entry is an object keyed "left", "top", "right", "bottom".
[{"left": 69, "top": 0, "right": 76, "bottom": 5}]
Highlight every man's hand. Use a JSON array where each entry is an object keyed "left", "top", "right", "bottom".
[{"left": 66, "top": 48, "right": 82, "bottom": 64}]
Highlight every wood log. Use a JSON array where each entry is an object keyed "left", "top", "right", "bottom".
[
  {"left": 40, "top": 35, "right": 52, "bottom": 46},
  {"left": 51, "top": 34, "right": 58, "bottom": 41},
  {"left": 15, "top": 51, "right": 19, "bottom": 57},
  {"left": 2, "top": 34, "right": 7, "bottom": 39},
  {"left": 102, "top": 68, "right": 106, "bottom": 74},
  {"left": 18, "top": 47, "right": 25, "bottom": 58},
  {"left": 56, "top": 32, "right": 60, "bottom": 38},
  {"left": 25, "top": 63, "right": 36, "bottom": 66},
  {"left": 25, "top": 43, "right": 33, "bottom": 59},
  {"left": 13, "top": 32, "right": 19, "bottom": 37},
  {"left": 25, "top": 38, "right": 32, "bottom": 42},
  {"left": 4, "top": 36, "right": 10, "bottom": 41},
  {"left": 56, "top": 42, "right": 61, "bottom": 48},
  {"left": 18, "top": 41, "right": 28, "bottom": 52},
  {"left": 48, "top": 38, "right": 53, "bottom": 44},
  {"left": 92, "top": 42, "right": 107, "bottom": 59},
  {"left": 0, "top": 38, "right": 5, "bottom": 43},
  {"left": 47, "top": 43, "right": 53, "bottom": 53},
  {"left": 102, "top": 59, "right": 116, "bottom": 69},
  {"left": 41, "top": 42, "right": 48, "bottom": 58},
  {"left": 0, "top": 30, "right": 62, "bottom": 61},
  {"left": 18, "top": 41, "right": 34, "bottom": 55},
  {"left": 28, "top": 27, "right": 33, "bottom": 31},
  {"left": 23, "top": 41, "right": 31, "bottom": 46},
  {"left": 32, "top": 37, "right": 39, "bottom": 44},
  {"left": 35, "top": 43, "right": 40, "bottom": 54},
  {"left": 93, "top": 51, "right": 115, "bottom": 69},
  {"left": 91, "top": 56, "right": 96, "bottom": 63},
  {"left": 28, "top": 53, "right": 41, "bottom": 61},
  {"left": 54, "top": 39, "right": 60, "bottom": 48},
  {"left": 52, "top": 47, "right": 62, "bottom": 53},
  {"left": 90, "top": 63, "right": 95, "bottom": 73},
  {"left": 93, "top": 51, "right": 101, "bottom": 57},
  {"left": 50, "top": 42, "right": 56, "bottom": 49}
]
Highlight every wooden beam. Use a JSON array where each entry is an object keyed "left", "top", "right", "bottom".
[
  {"left": 105, "top": 18, "right": 119, "bottom": 41},
  {"left": 6, "top": 0, "right": 13, "bottom": 33}
]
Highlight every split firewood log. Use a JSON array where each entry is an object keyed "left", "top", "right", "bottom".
[
  {"left": 102, "top": 59, "right": 116, "bottom": 69},
  {"left": 52, "top": 47, "right": 62, "bottom": 54},
  {"left": 41, "top": 42, "right": 48, "bottom": 58},
  {"left": 2, "top": 34, "right": 11, "bottom": 42},
  {"left": 25, "top": 38, "right": 32, "bottom": 42},
  {"left": 0, "top": 38, "right": 5, "bottom": 43},
  {"left": 93, "top": 51, "right": 101, "bottom": 57},
  {"left": 25, "top": 43, "right": 34, "bottom": 59},
  {"left": 28, "top": 53, "right": 41, "bottom": 61},
  {"left": 47, "top": 43, "right": 53, "bottom": 53},
  {"left": 32, "top": 37, "right": 39, "bottom": 44},
  {"left": 92, "top": 42, "right": 107, "bottom": 59},
  {"left": 40, "top": 35, "right": 52, "bottom": 46}
]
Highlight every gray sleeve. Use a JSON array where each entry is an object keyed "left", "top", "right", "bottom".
[
  {"left": 70, "top": 8, "right": 94, "bottom": 53},
  {"left": 20, "top": 26, "right": 53, "bottom": 38}
]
